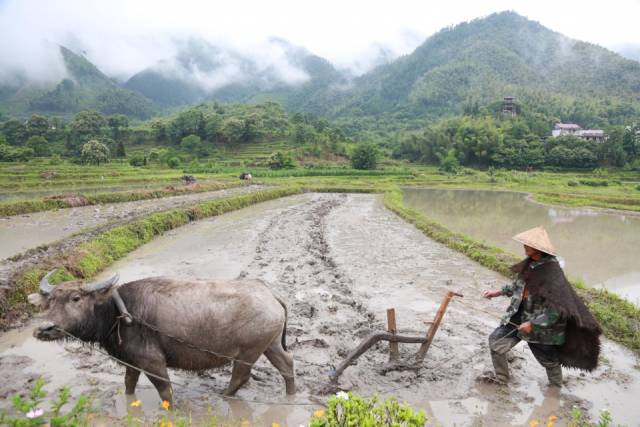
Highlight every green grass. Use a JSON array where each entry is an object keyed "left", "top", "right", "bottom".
[{"left": 0, "top": 181, "right": 243, "bottom": 216}]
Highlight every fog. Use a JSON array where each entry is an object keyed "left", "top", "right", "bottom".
[{"left": 1, "top": 0, "right": 638, "bottom": 90}]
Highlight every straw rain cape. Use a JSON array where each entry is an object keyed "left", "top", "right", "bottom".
[{"left": 512, "top": 258, "right": 602, "bottom": 371}]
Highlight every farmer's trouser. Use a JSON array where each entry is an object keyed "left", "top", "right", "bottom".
[{"left": 488, "top": 324, "right": 562, "bottom": 386}]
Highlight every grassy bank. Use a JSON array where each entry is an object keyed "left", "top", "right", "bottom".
[
  {"left": 382, "top": 187, "right": 640, "bottom": 353},
  {"left": 0, "top": 181, "right": 243, "bottom": 217},
  {"left": 1, "top": 186, "right": 301, "bottom": 321}
]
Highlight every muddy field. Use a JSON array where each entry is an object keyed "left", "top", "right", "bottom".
[{"left": 1, "top": 193, "right": 639, "bottom": 426}]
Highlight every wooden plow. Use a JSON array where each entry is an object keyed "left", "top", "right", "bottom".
[{"left": 329, "top": 291, "right": 463, "bottom": 382}]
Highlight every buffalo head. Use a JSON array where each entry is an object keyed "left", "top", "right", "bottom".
[{"left": 31, "top": 269, "right": 120, "bottom": 341}]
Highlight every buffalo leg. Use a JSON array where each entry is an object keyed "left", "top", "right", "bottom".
[
  {"left": 145, "top": 365, "right": 173, "bottom": 405},
  {"left": 264, "top": 343, "right": 296, "bottom": 394},
  {"left": 125, "top": 367, "right": 141, "bottom": 394},
  {"left": 224, "top": 360, "right": 253, "bottom": 396}
]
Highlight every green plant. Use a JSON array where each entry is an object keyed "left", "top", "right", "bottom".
[
  {"left": 268, "top": 151, "right": 295, "bottom": 169},
  {"left": 0, "top": 377, "right": 91, "bottom": 427},
  {"left": 568, "top": 406, "right": 618, "bottom": 427},
  {"left": 309, "top": 392, "right": 426, "bottom": 427},
  {"left": 129, "top": 154, "right": 146, "bottom": 167},
  {"left": 350, "top": 143, "right": 379, "bottom": 170},
  {"left": 567, "top": 180, "right": 579, "bottom": 187},
  {"left": 167, "top": 157, "right": 181, "bottom": 169}
]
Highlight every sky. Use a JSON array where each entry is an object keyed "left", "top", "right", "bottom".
[{"left": 1, "top": 0, "right": 639, "bottom": 84}]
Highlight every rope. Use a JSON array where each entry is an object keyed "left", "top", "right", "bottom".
[
  {"left": 55, "top": 327, "right": 321, "bottom": 407},
  {"left": 52, "top": 297, "right": 520, "bottom": 407}
]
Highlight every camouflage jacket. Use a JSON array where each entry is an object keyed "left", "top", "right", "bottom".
[{"left": 501, "top": 256, "right": 567, "bottom": 345}]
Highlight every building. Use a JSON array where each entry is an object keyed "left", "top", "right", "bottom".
[
  {"left": 551, "top": 123, "right": 605, "bottom": 142},
  {"left": 502, "top": 96, "right": 517, "bottom": 117}
]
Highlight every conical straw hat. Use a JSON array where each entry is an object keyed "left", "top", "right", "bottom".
[{"left": 512, "top": 226, "right": 556, "bottom": 256}]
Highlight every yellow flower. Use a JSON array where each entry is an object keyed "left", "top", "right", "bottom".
[
  {"left": 159, "top": 422, "right": 173, "bottom": 427},
  {"left": 240, "top": 421, "right": 251, "bottom": 427},
  {"left": 161, "top": 400, "right": 171, "bottom": 410},
  {"left": 130, "top": 400, "right": 142, "bottom": 408},
  {"left": 548, "top": 415, "right": 558, "bottom": 421},
  {"left": 313, "top": 409, "right": 325, "bottom": 418},
  {"left": 529, "top": 421, "right": 539, "bottom": 427},
  {"left": 271, "top": 423, "right": 279, "bottom": 427}
]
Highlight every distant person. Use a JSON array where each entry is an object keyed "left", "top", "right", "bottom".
[{"left": 481, "top": 226, "right": 601, "bottom": 387}]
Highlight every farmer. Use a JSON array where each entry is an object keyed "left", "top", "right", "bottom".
[{"left": 481, "top": 226, "right": 602, "bottom": 386}]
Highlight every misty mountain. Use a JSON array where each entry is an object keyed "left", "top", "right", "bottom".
[
  {"left": 124, "top": 37, "right": 347, "bottom": 111},
  {"left": 0, "top": 46, "right": 154, "bottom": 118},
  {"left": 320, "top": 11, "right": 640, "bottom": 120}
]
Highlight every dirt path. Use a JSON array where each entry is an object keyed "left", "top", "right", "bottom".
[{"left": 1, "top": 193, "right": 638, "bottom": 426}]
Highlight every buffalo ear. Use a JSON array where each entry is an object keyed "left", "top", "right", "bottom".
[{"left": 27, "top": 293, "right": 45, "bottom": 307}]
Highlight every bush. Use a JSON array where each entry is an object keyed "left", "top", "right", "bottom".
[
  {"left": 128, "top": 154, "right": 146, "bottom": 167},
  {"left": 438, "top": 149, "right": 460, "bottom": 174},
  {"left": 268, "top": 151, "right": 296, "bottom": 169},
  {"left": 567, "top": 180, "right": 579, "bottom": 187},
  {"left": 309, "top": 392, "right": 426, "bottom": 427},
  {"left": 579, "top": 179, "right": 609, "bottom": 187},
  {"left": 351, "top": 143, "right": 379, "bottom": 170},
  {"left": 167, "top": 157, "right": 181, "bottom": 169}
]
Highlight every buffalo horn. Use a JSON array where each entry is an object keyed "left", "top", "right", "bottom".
[
  {"left": 83, "top": 273, "right": 120, "bottom": 292},
  {"left": 39, "top": 269, "right": 58, "bottom": 295}
]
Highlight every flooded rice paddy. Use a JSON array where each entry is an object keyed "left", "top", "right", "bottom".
[
  {"left": 0, "top": 185, "right": 259, "bottom": 261},
  {"left": 403, "top": 188, "right": 640, "bottom": 305},
  {"left": 1, "top": 193, "right": 639, "bottom": 426}
]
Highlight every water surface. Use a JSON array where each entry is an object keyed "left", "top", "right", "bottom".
[{"left": 403, "top": 188, "right": 640, "bottom": 304}]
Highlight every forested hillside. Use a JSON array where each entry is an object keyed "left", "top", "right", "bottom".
[
  {"left": 324, "top": 12, "right": 640, "bottom": 128},
  {"left": 1, "top": 47, "right": 154, "bottom": 119}
]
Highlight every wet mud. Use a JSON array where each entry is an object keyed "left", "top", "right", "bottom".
[{"left": 1, "top": 193, "right": 639, "bottom": 426}]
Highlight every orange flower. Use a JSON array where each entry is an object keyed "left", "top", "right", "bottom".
[
  {"left": 130, "top": 400, "right": 142, "bottom": 408},
  {"left": 161, "top": 400, "right": 171, "bottom": 410},
  {"left": 529, "top": 421, "right": 539, "bottom": 427},
  {"left": 548, "top": 415, "right": 558, "bottom": 421}
]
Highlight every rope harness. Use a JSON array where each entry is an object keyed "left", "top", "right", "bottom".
[{"left": 54, "top": 296, "right": 520, "bottom": 408}]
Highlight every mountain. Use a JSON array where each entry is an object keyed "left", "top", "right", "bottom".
[
  {"left": 320, "top": 11, "right": 640, "bottom": 123},
  {"left": 1, "top": 46, "right": 155, "bottom": 118},
  {"left": 124, "top": 38, "right": 347, "bottom": 112}
]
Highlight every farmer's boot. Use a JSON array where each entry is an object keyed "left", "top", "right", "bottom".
[
  {"left": 490, "top": 350, "right": 510, "bottom": 384},
  {"left": 546, "top": 365, "right": 563, "bottom": 387}
]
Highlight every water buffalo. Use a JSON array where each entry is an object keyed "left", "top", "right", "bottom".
[{"left": 31, "top": 271, "right": 295, "bottom": 404}]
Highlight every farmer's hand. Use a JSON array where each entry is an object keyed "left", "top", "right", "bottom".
[
  {"left": 518, "top": 322, "right": 533, "bottom": 334},
  {"left": 481, "top": 290, "right": 501, "bottom": 299}
]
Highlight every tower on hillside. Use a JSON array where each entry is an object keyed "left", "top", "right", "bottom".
[{"left": 502, "top": 96, "right": 517, "bottom": 117}]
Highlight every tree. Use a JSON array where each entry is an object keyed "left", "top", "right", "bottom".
[
  {"left": 25, "top": 136, "right": 51, "bottom": 157},
  {"left": 26, "top": 114, "right": 50, "bottom": 137},
  {"left": 181, "top": 134, "right": 205, "bottom": 156},
  {"left": 151, "top": 120, "right": 167, "bottom": 143},
  {"left": 268, "top": 151, "right": 296, "bottom": 169},
  {"left": 2, "top": 119, "right": 27, "bottom": 146},
  {"left": 107, "top": 114, "right": 129, "bottom": 142},
  {"left": 68, "top": 111, "right": 106, "bottom": 154},
  {"left": 351, "top": 143, "right": 379, "bottom": 170},
  {"left": 81, "top": 140, "right": 110, "bottom": 165}
]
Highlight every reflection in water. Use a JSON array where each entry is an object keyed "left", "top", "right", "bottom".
[{"left": 403, "top": 188, "right": 640, "bottom": 304}]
